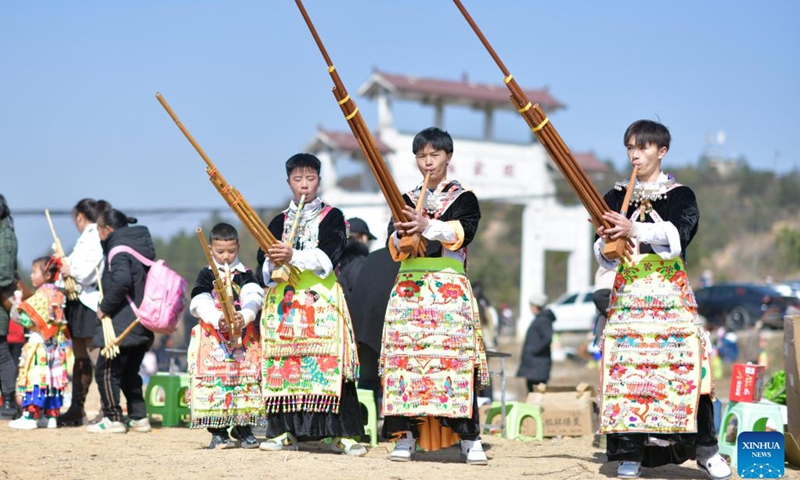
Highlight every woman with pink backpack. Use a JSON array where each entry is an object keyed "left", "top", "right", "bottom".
[{"left": 88, "top": 209, "right": 156, "bottom": 434}]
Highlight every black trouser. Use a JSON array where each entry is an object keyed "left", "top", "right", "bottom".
[
  {"left": 95, "top": 344, "right": 148, "bottom": 422},
  {"left": 0, "top": 336, "right": 18, "bottom": 396},
  {"left": 607, "top": 394, "right": 718, "bottom": 465},
  {"left": 356, "top": 345, "right": 381, "bottom": 409}
]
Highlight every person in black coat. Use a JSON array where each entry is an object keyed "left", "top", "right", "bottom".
[
  {"left": 346, "top": 247, "right": 399, "bottom": 407},
  {"left": 337, "top": 217, "right": 375, "bottom": 299},
  {"left": 0, "top": 194, "right": 20, "bottom": 419},
  {"left": 517, "top": 292, "right": 556, "bottom": 392},
  {"left": 88, "top": 209, "right": 155, "bottom": 434}
]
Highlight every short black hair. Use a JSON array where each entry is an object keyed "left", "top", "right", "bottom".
[
  {"left": 624, "top": 120, "right": 671, "bottom": 150},
  {"left": 412, "top": 127, "right": 454, "bottom": 155},
  {"left": 209, "top": 222, "right": 239, "bottom": 243},
  {"left": 285, "top": 153, "right": 321, "bottom": 177}
]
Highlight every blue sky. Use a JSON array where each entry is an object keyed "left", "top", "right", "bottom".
[{"left": 2, "top": 1, "right": 799, "bottom": 266}]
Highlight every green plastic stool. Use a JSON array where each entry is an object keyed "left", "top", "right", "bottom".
[
  {"left": 484, "top": 401, "right": 543, "bottom": 441},
  {"left": 145, "top": 372, "right": 190, "bottom": 427},
  {"left": 356, "top": 388, "right": 378, "bottom": 447},
  {"left": 717, "top": 399, "right": 787, "bottom": 468}
]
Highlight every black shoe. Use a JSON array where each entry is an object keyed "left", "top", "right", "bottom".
[
  {"left": 209, "top": 430, "right": 235, "bottom": 450},
  {"left": 57, "top": 407, "right": 88, "bottom": 427},
  {"left": 231, "top": 426, "right": 259, "bottom": 449},
  {"left": 0, "top": 394, "right": 20, "bottom": 420}
]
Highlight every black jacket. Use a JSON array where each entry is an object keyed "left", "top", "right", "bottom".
[
  {"left": 190, "top": 266, "right": 258, "bottom": 300},
  {"left": 386, "top": 188, "right": 481, "bottom": 256},
  {"left": 338, "top": 239, "right": 369, "bottom": 298},
  {"left": 347, "top": 247, "right": 400, "bottom": 354},
  {"left": 603, "top": 185, "right": 699, "bottom": 260},
  {"left": 256, "top": 204, "right": 347, "bottom": 285},
  {"left": 516, "top": 308, "right": 557, "bottom": 383},
  {"left": 95, "top": 225, "right": 156, "bottom": 349}
]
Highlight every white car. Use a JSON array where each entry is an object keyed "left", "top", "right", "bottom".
[{"left": 548, "top": 286, "right": 598, "bottom": 332}]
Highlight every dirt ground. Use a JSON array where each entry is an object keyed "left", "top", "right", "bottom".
[{"left": 1, "top": 332, "right": 797, "bottom": 480}]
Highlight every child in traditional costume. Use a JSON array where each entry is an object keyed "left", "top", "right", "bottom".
[
  {"left": 187, "top": 222, "right": 264, "bottom": 449},
  {"left": 380, "top": 127, "right": 489, "bottom": 465},
  {"left": 595, "top": 120, "right": 731, "bottom": 480},
  {"left": 257, "top": 153, "right": 365, "bottom": 456},
  {"left": 9, "top": 256, "right": 70, "bottom": 430}
]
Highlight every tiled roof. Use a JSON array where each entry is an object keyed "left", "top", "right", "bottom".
[
  {"left": 358, "top": 70, "right": 564, "bottom": 112},
  {"left": 308, "top": 128, "right": 392, "bottom": 155}
]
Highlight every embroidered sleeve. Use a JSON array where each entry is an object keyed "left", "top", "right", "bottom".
[
  {"left": 387, "top": 231, "right": 410, "bottom": 262},
  {"left": 189, "top": 292, "right": 222, "bottom": 328},
  {"left": 422, "top": 219, "right": 458, "bottom": 244},
  {"left": 440, "top": 191, "right": 480, "bottom": 248}
]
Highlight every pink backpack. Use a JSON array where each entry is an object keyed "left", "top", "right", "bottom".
[{"left": 107, "top": 245, "right": 188, "bottom": 334}]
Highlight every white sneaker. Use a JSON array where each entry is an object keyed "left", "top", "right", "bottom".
[
  {"left": 617, "top": 461, "right": 641, "bottom": 479},
  {"left": 37, "top": 416, "right": 57, "bottom": 429},
  {"left": 86, "top": 417, "right": 127, "bottom": 434},
  {"left": 259, "top": 432, "right": 299, "bottom": 451},
  {"left": 389, "top": 431, "right": 416, "bottom": 462},
  {"left": 697, "top": 453, "right": 732, "bottom": 480},
  {"left": 125, "top": 417, "right": 152, "bottom": 433},
  {"left": 328, "top": 437, "right": 367, "bottom": 457},
  {"left": 9, "top": 416, "right": 39, "bottom": 430},
  {"left": 460, "top": 438, "right": 488, "bottom": 465}
]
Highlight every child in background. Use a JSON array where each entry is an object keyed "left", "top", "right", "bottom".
[
  {"left": 187, "top": 223, "right": 264, "bottom": 449},
  {"left": 9, "top": 256, "right": 70, "bottom": 429}
]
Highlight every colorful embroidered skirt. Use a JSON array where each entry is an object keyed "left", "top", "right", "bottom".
[
  {"left": 17, "top": 330, "right": 70, "bottom": 409},
  {"left": 600, "top": 254, "right": 712, "bottom": 434},
  {"left": 260, "top": 270, "right": 358, "bottom": 415},
  {"left": 380, "top": 257, "right": 489, "bottom": 419},
  {"left": 187, "top": 322, "right": 263, "bottom": 427}
]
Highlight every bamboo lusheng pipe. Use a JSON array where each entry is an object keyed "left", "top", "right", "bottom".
[
  {"left": 603, "top": 167, "right": 638, "bottom": 261},
  {"left": 452, "top": 0, "right": 632, "bottom": 261},
  {"left": 195, "top": 228, "right": 242, "bottom": 349},
  {"left": 101, "top": 319, "right": 140, "bottom": 358},
  {"left": 44, "top": 209, "right": 79, "bottom": 301},
  {"left": 398, "top": 172, "right": 431, "bottom": 256},
  {"left": 272, "top": 194, "right": 306, "bottom": 283},
  {"left": 156, "top": 92, "right": 300, "bottom": 284},
  {"left": 294, "top": 0, "right": 421, "bottom": 257},
  {"left": 97, "top": 267, "right": 120, "bottom": 359}
]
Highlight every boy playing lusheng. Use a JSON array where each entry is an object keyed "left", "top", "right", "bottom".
[
  {"left": 187, "top": 222, "right": 264, "bottom": 449},
  {"left": 595, "top": 120, "right": 731, "bottom": 480},
  {"left": 380, "top": 127, "right": 489, "bottom": 465},
  {"left": 257, "top": 153, "right": 365, "bottom": 456}
]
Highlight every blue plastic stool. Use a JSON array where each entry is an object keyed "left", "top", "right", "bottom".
[
  {"left": 145, "top": 372, "right": 190, "bottom": 427},
  {"left": 484, "top": 401, "right": 543, "bottom": 441},
  {"left": 356, "top": 388, "right": 378, "bottom": 447},
  {"left": 717, "top": 399, "right": 787, "bottom": 468}
]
